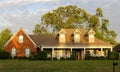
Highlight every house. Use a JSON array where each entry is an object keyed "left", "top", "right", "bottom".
[{"left": 4, "top": 28, "right": 113, "bottom": 60}]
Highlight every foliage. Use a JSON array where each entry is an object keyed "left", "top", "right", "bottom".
[
  {"left": 70, "top": 51, "right": 77, "bottom": 60},
  {"left": 47, "top": 57, "right": 52, "bottom": 60},
  {"left": 66, "top": 57, "right": 71, "bottom": 60},
  {"left": 108, "top": 51, "right": 119, "bottom": 60},
  {"left": 38, "top": 5, "right": 117, "bottom": 45},
  {"left": 60, "top": 57, "right": 65, "bottom": 60},
  {"left": 85, "top": 50, "right": 91, "bottom": 60},
  {"left": 0, "top": 50, "right": 10, "bottom": 59},
  {"left": 53, "top": 57, "right": 58, "bottom": 60},
  {"left": 36, "top": 51, "right": 47, "bottom": 60},
  {"left": 33, "top": 24, "right": 48, "bottom": 35},
  {"left": 0, "top": 28, "right": 12, "bottom": 50}
]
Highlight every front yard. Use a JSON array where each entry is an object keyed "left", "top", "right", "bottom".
[{"left": 0, "top": 60, "right": 120, "bottom": 72}]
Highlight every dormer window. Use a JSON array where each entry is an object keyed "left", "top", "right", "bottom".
[
  {"left": 18, "top": 35, "right": 23, "bottom": 43},
  {"left": 58, "top": 29, "right": 66, "bottom": 43},
  {"left": 74, "top": 29, "right": 81, "bottom": 43},
  {"left": 88, "top": 29, "right": 95, "bottom": 43},
  {"left": 74, "top": 34, "right": 80, "bottom": 43},
  {"left": 59, "top": 34, "right": 65, "bottom": 43}
]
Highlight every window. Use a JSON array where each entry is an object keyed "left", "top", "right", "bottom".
[
  {"left": 74, "top": 34, "right": 80, "bottom": 43},
  {"left": 89, "top": 35, "right": 95, "bottom": 43},
  {"left": 18, "top": 35, "right": 23, "bottom": 43},
  {"left": 25, "top": 48, "right": 30, "bottom": 57},
  {"left": 59, "top": 34, "right": 65, "bottom": 43},
  {"left": 11, "top": 48, "right": 16, "bottom": 57}
]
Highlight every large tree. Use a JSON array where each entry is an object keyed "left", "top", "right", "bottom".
[
  {"left": 33, "top": 24, "right": 48, "bottom": 35},
  {"left": 0, "top": 28, "right": 12, "bottom": 50},
  {"left": 35, "top": 5, "right": 117, "bottom": 45}
]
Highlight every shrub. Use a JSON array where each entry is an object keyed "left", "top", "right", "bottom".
[
  {"left": 47, "top": 57, "right": 52, "bottom": 60},
  {"left": 66, "top": 57, "right": 71, "bottom": 60},
  {"left": 99, "top": 56, "right": 105, "bottom": 60},
  {"left": 0, "top": 50, "right": 10, "bottom": 59},
  {"left": 53, "top": 57, "right": 58, "bottom": 60},
  {"left": 36, "top": 51, "right": 47, "bottom": 60},
  {"left": 60, "top": 57, "right": 65, "bottom": 60},
  {"left": 85, "top": 50, "right": 91, "bottom": 60},
  {"left": 70, "top": 51, "right": 77, "bottom": 60},
  {"left": 108, "top": 51, "right": 119, "bottom": 60}
]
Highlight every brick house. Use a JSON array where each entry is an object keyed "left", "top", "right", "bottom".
[{"left": 4, "top": 28, "right": 113, "bottom": 59}]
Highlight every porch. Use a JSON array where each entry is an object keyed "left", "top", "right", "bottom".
[{"left": 39, "top": 46, "right": 113, "bottom": 60}]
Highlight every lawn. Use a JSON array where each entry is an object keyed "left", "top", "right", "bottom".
[{"left": 0, "top": 60, "right": 120, "bottom": 72}]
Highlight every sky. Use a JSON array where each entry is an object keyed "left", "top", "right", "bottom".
[{"left": 0, "top": 0, "right": 120, "bottom": 42}]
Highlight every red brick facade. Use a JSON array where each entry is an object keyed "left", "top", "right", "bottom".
[{"left": 4, "top": 28, "right": 37, "bottom": 57}]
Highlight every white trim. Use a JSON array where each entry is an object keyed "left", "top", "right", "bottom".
[
  {"left": 58, "top": 28, "right": 66, "bottom": 34},
  {"left": 21, "top": 28, "right": 37, "bottom": 46},
  {"left": 74, "top": 29, "right": 81, "bottom": 34},
  {"left": 4, "top": 28, "right": 37, "bottom": 47},
  {"left": 41, "top": 45, "right": 113, "bottom": 49}
]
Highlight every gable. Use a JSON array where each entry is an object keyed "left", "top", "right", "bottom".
[{"left": 4, "top": 28, "right": 36, "bottom": 47}]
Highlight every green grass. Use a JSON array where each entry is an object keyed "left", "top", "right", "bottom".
[{"left": 0, "top": 60, "right": 120, "bottom": 72}]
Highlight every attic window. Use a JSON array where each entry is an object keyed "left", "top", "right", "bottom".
[
  {"left": 74, "top": 29, "right": 81, "bottom": 43},
  {"left": 88, "top": 29, "right": 95, "bottom": 43},
  {"left": 59, "top": 34, "right": 65, "bottom": 43},
  {"left": 18, "top": 35, "right": 24, "bottom": 43},
  {"left": 74, "top": 34, "right": 80, "bottom": 43},
  {"left": 89, "top": 34, "right": 95, "bottom": 43}
]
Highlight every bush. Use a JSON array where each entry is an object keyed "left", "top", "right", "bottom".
[
  {"left": 47, "top": 57, "right": 52, "bottom": 60},
  {"left": 99, "top": 56, "right": 105, "bottom": 60},
  {"left": 108, "top": 51, "right": 119, "bottom": 60},
  {"left": 70, "top": 51, "right": 77, "bottom": 60},
  {"left": 53, "top": 57, "right": 58, "bottom": 60},
  {"left": 36, "top": 51, "right": 47, "bottom": 60},
  {"left": 66, "top": 57, "right": 71, "bottom": 60},
  {"left": 0, "top": 50, "right": 10, "bottom": 59},
  {"left": 60, "top": 57, "right": 65, "bottom": 60},
  {"left": 85, "top": 50, "right": 91, "bottom": 60}
]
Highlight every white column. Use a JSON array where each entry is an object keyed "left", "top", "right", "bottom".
[
  {"left": 41, "top": 47, "right": 43, "bottom": 51},
  {"left": 52, "top": 48, "right": 54, "bottom": 59},
  {"left": 106, "top": 50, "right": 108, "bottom": 57},
  {"left": 111, "top": 47, "right": 113, "bottom": 52},
  {"left": 70, "top": 48, "right": 72, "bottom": 55},
  {"left": 101, "top": 48, "right": 104, "bottom": 56},
  {"left": 84, "top": 48, "right": 86, "bottom": 59}
]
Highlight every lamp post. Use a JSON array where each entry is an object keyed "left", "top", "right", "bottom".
[{"left": 113, "top": 61, "right": 118, "bottom": 72}]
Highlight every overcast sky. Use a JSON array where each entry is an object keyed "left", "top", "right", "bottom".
[{"left": 0, "top": 0, "right": 120, "bottom": 42}]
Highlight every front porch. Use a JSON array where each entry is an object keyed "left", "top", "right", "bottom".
[{"left": 39, "top": 46, "right": 113, "bottom": 60}]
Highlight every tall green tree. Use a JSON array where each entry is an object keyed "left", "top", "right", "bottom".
[
  {"left": 33, "top": 24, "right": 48, "bottom": 35},
  {"left": 35, "top": 5, "right": 117, "bottom": 45},
  {"left": 0, "top": 28, "right": 12, "bottom": 50}
]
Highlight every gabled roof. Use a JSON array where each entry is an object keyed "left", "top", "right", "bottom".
[
  {"left": 4, "top": 28, "right": 36, "bottom": 46},
  {"left": 29, "top": 28, "right": 112, "bottom": 46}
]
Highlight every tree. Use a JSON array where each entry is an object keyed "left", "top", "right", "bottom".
[
  {"left": 108, "top": 51, "right": 119, "bottom": 60},
  {"left": 33, "top": 24, "right": 48, "bottom": 35},
  {"left": 35, "top": 5, "right": 117, "bottom": 45},
  {"left": 0, "top": 28, "right": 12, "bottom": 50}
]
